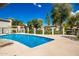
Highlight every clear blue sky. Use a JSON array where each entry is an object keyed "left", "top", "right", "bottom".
[{"left": 0, "top": 3, "right": 79, "bottom": 26}]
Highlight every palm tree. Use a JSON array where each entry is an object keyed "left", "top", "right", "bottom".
[
  {"left": 38, "top": 19, "right": 43, "bottom": 28},
  {"left": 27, "top": 19, "right": 43, "bottom": 29},
  {"left": 27, "top": 20, "right": 33, "bottom": 29},
  {"left": 0, "top": 18, "right": 3, "bottom": 20},
  {"left": 46, "top": 13, "right": 50, "bottom": 26},
  {"left": 76, "top": 12, "right": 79, "bottom": 24},
  {"left": 51, "top": 6, "right": 60, "bottom": 25},
  {"left": 8, "top": 18, "right": 23, "bottom": 27},
  {"left": 75, "top": 12, "right": 79, "bottom": 37},
  {"left": 51, "top": 3, "right": 72, "bottom": 30},
  {"left": 67, "top": 15, "right": 76, "bottom": 28}
]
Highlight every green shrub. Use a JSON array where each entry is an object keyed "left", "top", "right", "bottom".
[
  {"left": 25, "top": 30, "right": 27, "bottom": 33},
  {"left": 12, "top": 30, "right": 16, "bottom": 33},
  {"left": 54, "top": 31, "right": 62, "bottom": 34},
  {"left": 76, "top": 30, "right": 79, "bottom": 40},
  {"left": 44, "top": 30, "right": 52, "bottom": 34},
  {"left": 66, "top": 30, "right": 71, "bottom": 35},
  {"left": 36, "top": 30, "right": 42, "bottom": 34},
  {"left": 77, "top": 35, "right": 79, "bottom": 39},
  {"left": 29, "top": 29, "right": 34, "bottom": 34}
]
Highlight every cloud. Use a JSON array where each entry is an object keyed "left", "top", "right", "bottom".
[
  {"left": 33, "top": 3, "right": 42, "bottom": 8},
  {"left": 37, "top": 4, "right": 42, "bottom": 8},
  {"left": 71, "top": 10, "right": 79, "bottom": 16},
  {"left": 75, "top": 10, "right": 79, "bottom": 14},
  {"left": 33, "top": 3, "right": 36, "bottom": 6},
  {"left": 71, "top": 11, "right": 75, "bottom": 15}
]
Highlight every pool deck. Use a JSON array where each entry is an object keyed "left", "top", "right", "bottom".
[{"left": 0, "top": 34, "right": 79, "bottom": 56}]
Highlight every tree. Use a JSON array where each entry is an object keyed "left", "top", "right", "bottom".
[
  {"left": 27, "top": 18, "right": 43, "bottom": 29},
  {"left": 38, "top": 19, "right": 43, "bottom": 28},
  {"left": 27, "top": 20, "right": 33, "bottom": 29},
  {"left": 51, "top": 6, "right": 60, "bottom": 25},
  {"left": 46, "top": 14, "right": 50, "bottom": 26},
  {"left": 8, "top": 18, "right": 23, "bottom": 26},
  {"left": 32, "top": 19, "right": 39, "bottom": 28},
  {"left": 0, "top": 3, "right": 8, "bottom": 8},
  {"left": 76, "top": 12, "right": 79, "bottom": 23},
  {"left": 67, "top": 15, "right": 76, "bottom": 28},
  {"left": 51, "top": 3, "right": 72, "bottom": 27},
  {"left": 75, "top": 12, "right": 79, "bottom": 36},
  {"left": 8, "top": 18, "right": 14, "bottom": 21},
  {"left": 66, "top": 12, "right": 79, "bottom": 28},
  {"left": 0, "top": 18, "right": 3, "bottom": 20}
]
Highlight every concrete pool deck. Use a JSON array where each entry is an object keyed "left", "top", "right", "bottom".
[{"left": 0, "top": 34, "right": 79, "bottom": 56}]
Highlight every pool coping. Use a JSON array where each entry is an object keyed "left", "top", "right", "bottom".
[
  {"left": 0, "top": 33, "right": 79, "bottom": 56},
  {"left": 0, "top": 33, "right": 55, "bottom": 48}
]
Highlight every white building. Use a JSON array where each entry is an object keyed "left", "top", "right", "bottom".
[
  {"left": 17, "top": 25, "right": 25, "bottom": 33},
  {"left": 0, "top": 20, "right": 12, "bottom": 34}
]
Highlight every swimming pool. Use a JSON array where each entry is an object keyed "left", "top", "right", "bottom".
[{"left": 0, "top": 34, "right": 54, "bottom": 48}]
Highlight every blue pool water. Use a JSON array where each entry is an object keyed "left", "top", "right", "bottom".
[{"left": 0, "top": 34, "right": 54, "bottom": 48}]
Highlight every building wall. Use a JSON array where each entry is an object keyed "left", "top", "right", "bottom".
[
  {"left": 0, "top": 28, "right": 2, "bottom": 34},
  {"left": 0, "top": 21, "right": 11, "bottom": 27},
  {"left": 0, "top": 21, "right": 12, "bottom": 34}
]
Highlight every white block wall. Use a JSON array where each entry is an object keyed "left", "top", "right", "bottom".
[{"left": 0, "top": 21, "right": 11, "bottom": 27}]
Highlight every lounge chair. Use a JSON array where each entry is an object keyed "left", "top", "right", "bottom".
[{"left": 0, "top": 39, "right": 13, "bottom": 47}]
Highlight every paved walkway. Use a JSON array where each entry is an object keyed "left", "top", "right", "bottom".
[{"left": 0, "top": 34, "right": 79, "bottom": 56}]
